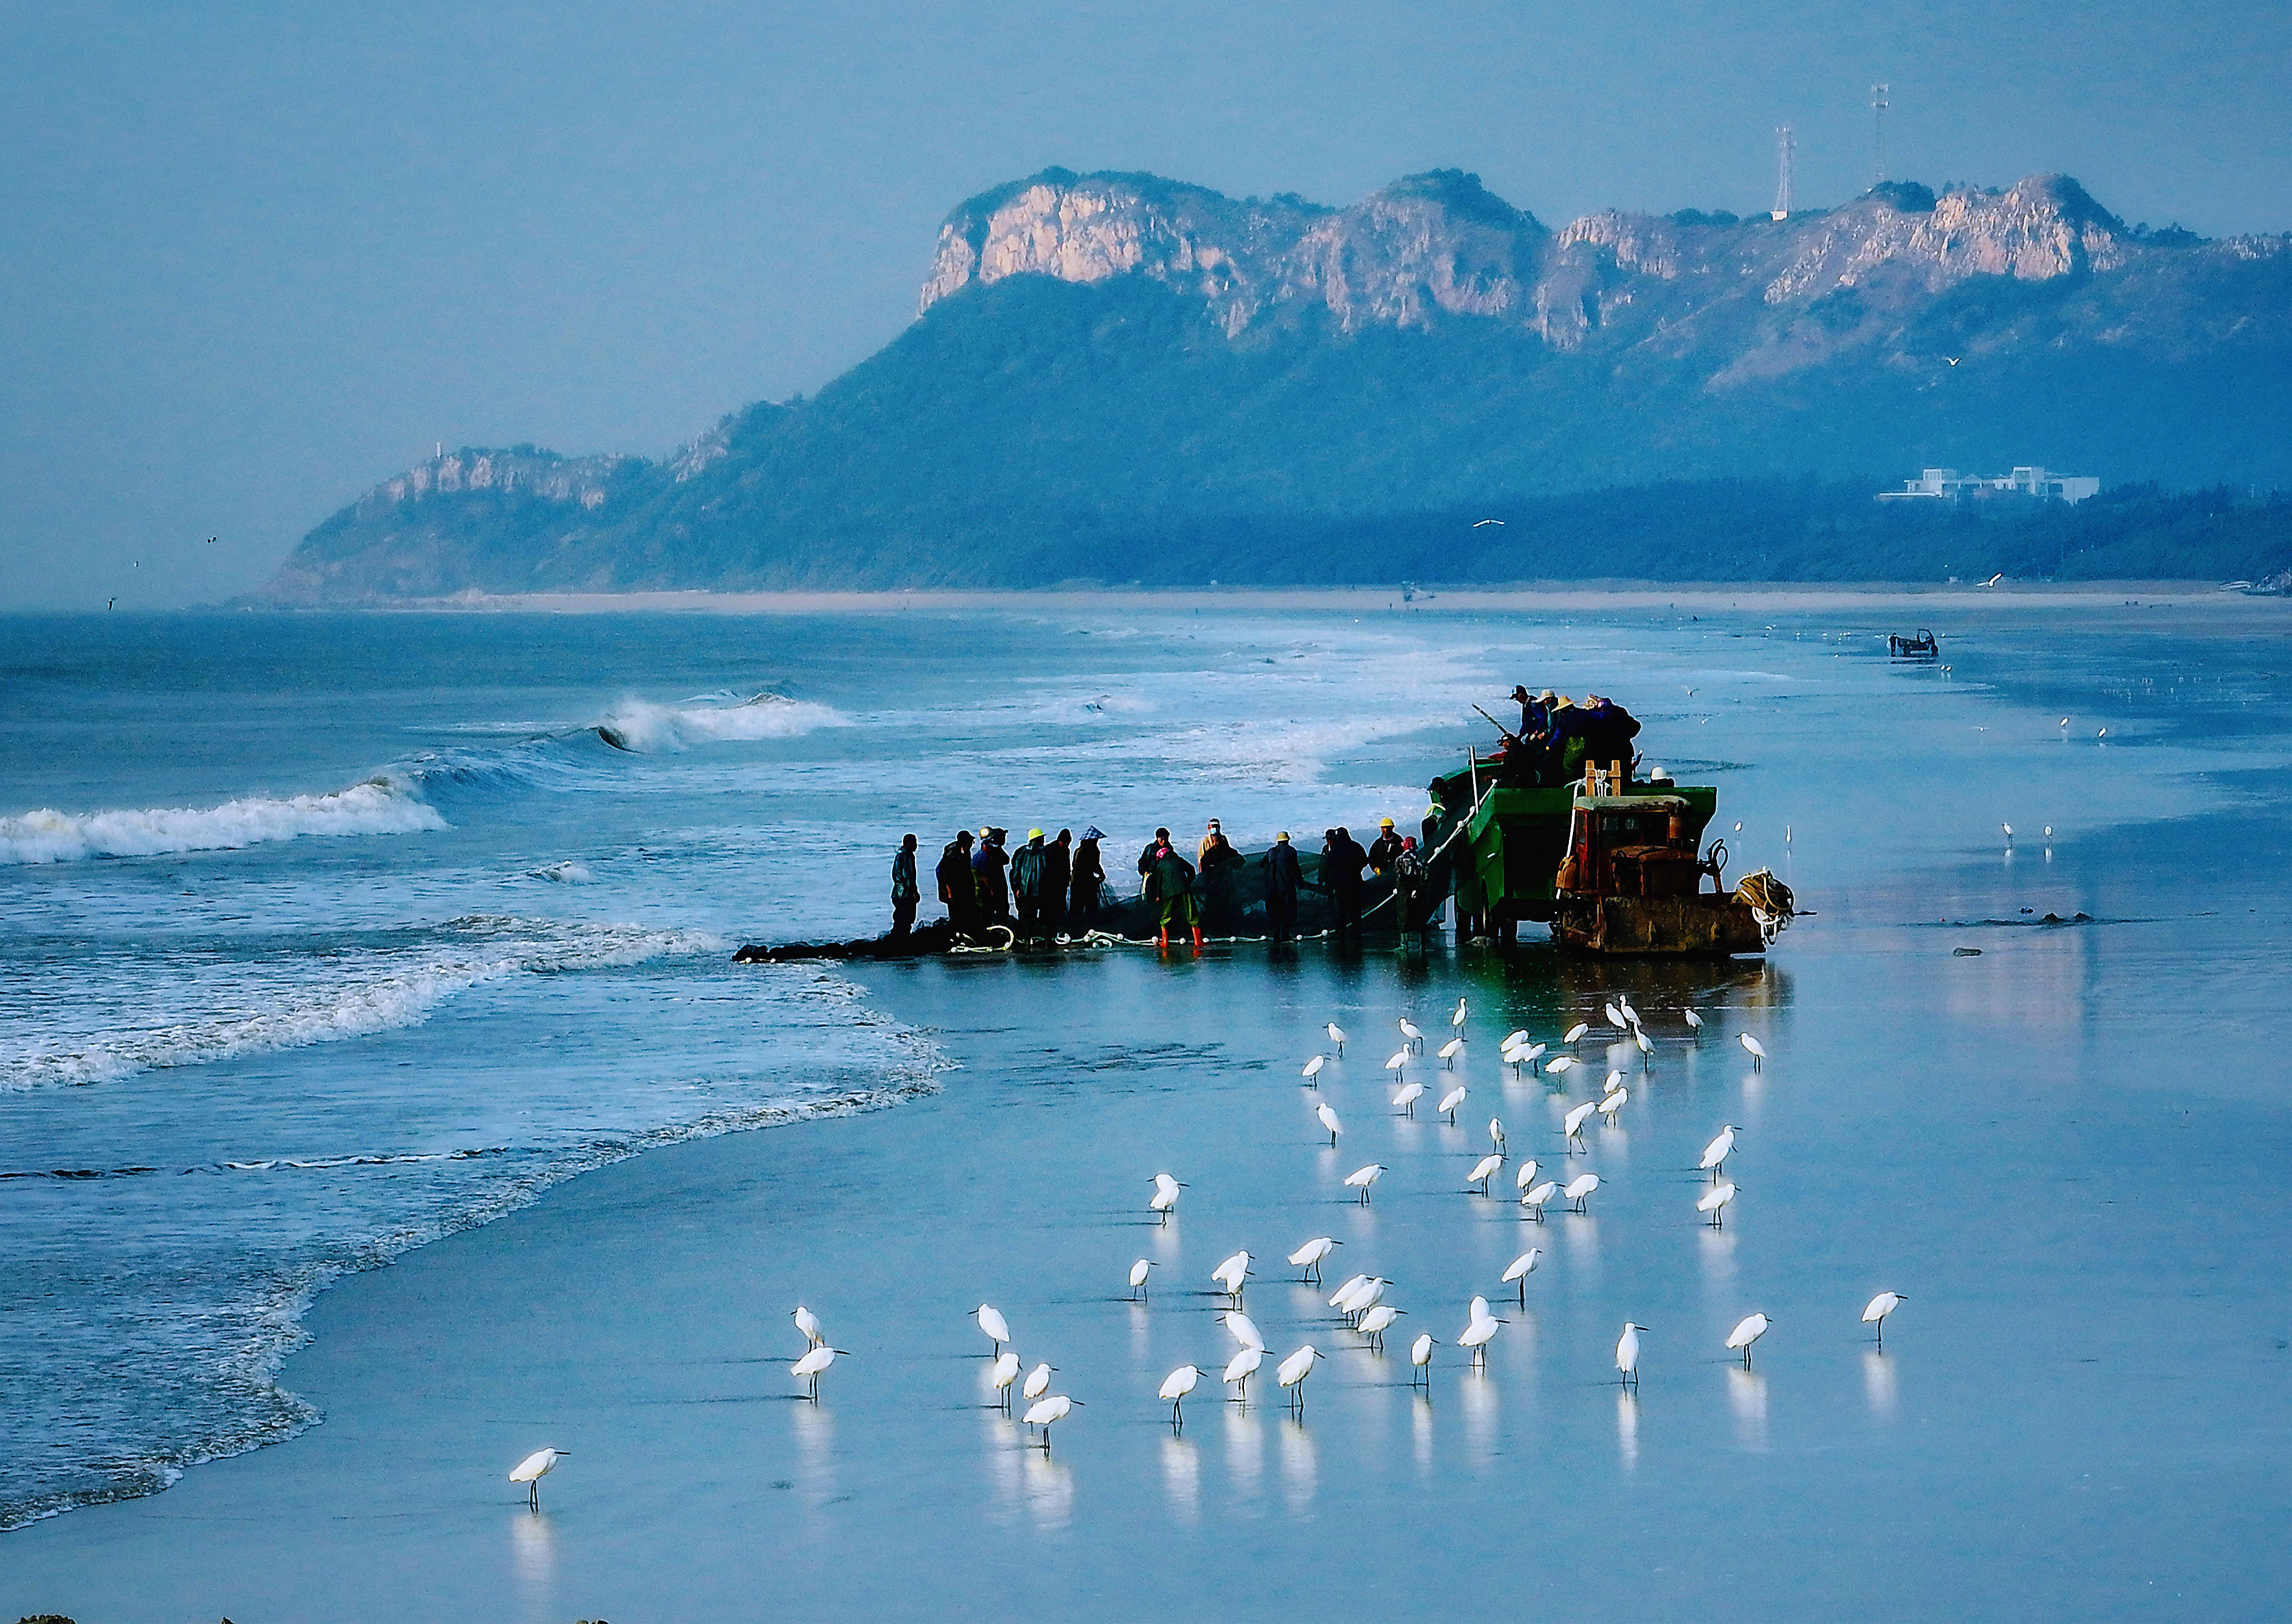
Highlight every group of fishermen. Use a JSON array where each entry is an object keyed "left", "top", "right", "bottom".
[
  {"left": 890, "top": 813, "right": 1441, "bottom": 955},
  {"left": 1487, "top": 686, "right": 1642, "bottom": 788}
]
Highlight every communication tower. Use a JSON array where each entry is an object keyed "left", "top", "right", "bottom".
[
  {"left": 1771, "top": 127, "right": 1795, "bottom": 221},
  {"left": 1871, "top": 84, "right": 1890, "bottom": 185}
]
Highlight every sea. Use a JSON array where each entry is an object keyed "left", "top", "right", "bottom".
[{"left": 4, "top": 596, "right": 2291, "bottom": 1620}]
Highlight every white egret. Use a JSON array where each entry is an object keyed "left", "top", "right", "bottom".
[
  {"left": 1563, "top": 1099, "right": 1599, "bottom": 1148},
  {"left": 791, "top": 1305, "right": 824, "bottom": 1348},
  {"left": 1740, "top": 1033, "right": 1767, "bottom": 1069},
  {"left": 1598, "top": 1088, "right": 1627, "bottom": 1124},
  {"left": 1634, "top": 1029, "right": 1654, "bottom": 1059},
  {"left": 1391, "top": 1081, "right": 1426, "bottom": 1115},
  {"left": 509, "top": 1447, "right": 568, "bottom": 1508},
  {"left": 1212, "top": 1250, "right": 1252, "bottom": 1303},
  {"left": 1467, "top": 1295, "right": 1495, "bottom": 1329},
  {"left": 1223, "top": 1344, "right": 1263, "bottom": 1400},
  {"left": 1337, "top": 1277, "right": 1387, "bottom": 1320},
  {"left": 1326, "top": 1022, "right": 1347, "bottom": 1055},
  {"left": 1022, "top": 1393, "right": 1078, "bottom": 1453},
  {"left": 1603, "top": 1068, "right": 1625, "bottom": 1095},
  {"left": 1385, "top": 1048, "right": 1411, "bottom": 1081},
  {"left": 1150, "top": 1171, "right": 1185, "bottom": 1223},
  {"left": 1563, "top": 1022, "right": 1590, "bottom": 1045},
  {"left": 1316, "top": 1101, "right": 1343, "bottom": 1144},
  {"left": 1603, "top": 1002, "right": 1626, "bottom": 1029},
  {"left": 1302, "top": 1054, "right": 1326, "bottom": 1086},
  {"left": 792, "top": 1344, "right": 847, "bottom": 1401},
  {"left": 1399, "top": 1017, "right": 1424, "bottom": 1049},
  {"left": 1563, "top": 1171, "right": 1601, "bottom": 1212},
  {"left": 1276, "top": 1345, "right": 1324, "bottom": 1414},
  {"left": 1458, "top": 1312, "right": 1504, "bottom": 1366},
  {"left": 1547, "top": 1055, "right": 1578, "bottom": 1077},
  {"left": 1616, "top": 1323, "right": 1647, "bottom": 1388},
  {"left": 1326, "top": 1274, "right": 1369, "bottom": 1312},
  {"left": 1726, "top": 1312, "right": 1772, "bottom": 1367},
  {"left": 1698, "top": 1181, "right": 1737, "bottom": 1227},
  {"left": 1409, "top": 1332, "right": 1437, "bottom": 1385},
  {"left": 1357, "top": 1303, "right": 1402, "bottom": 1350},
  {"left": 1129, "top": 1257, "right": 1154, "bottom": 1299},
  {"left": 1501, "top": 1028, "right": 1531, "bottom": 1049},
  {"left": 1288, "top": 1236, "right": 1338, "bottom": 1284},
  {"left": 990, "top": 1351, "right": 1021, "bottom": 1409},
  {"left": 1438, "top": 1037, "right": 1466, "bottom": 1067},
  {"left": 1467, "top": 1153, "right": 1504, "bottom": 1192},
  {"left": 1023, "top": 1361, "right": 1055, "bottom": 1401},
  {"left": 1489, "top": 1117, "right": 1506, "bottom": 1154},
  {"left": 974, "top": 1304, "right": 1012, "bottom": 1352},
  {"left": 1345, "top": 1163, "right": 1388, "bottom": 1204},
  {"left": 1502, "top": 1248, "right": 1542, "bottom": 1305},
  {"left": 1700, "top": 1124, "right": 1737, "bottom": 1178},
  {"left": 1438, "top": 1085, "right": 1468, "bottom": 1122},
  {"left": 1506, "top": 1042, "right": 1546, "bottom": 1078},
  {"left": 1618, "top": 996, "right": 1640, "bottom": 1028},
  {"left": 1451, "top": 998, "right": 1469, "bottom": 1028},
  {"left": 1513, "top": 1157, "right": 1540, "bottom": 1193},
  {"left": 2002, "top": 823, "right": 2012, "bottom": 839},
  {"left": 1683, "top": 1008, "right": 1704, "bottom": 1040},
  {"left": 1159, "top": 1365, "right": 1200, "bottom": 1428},
  {"left": 1862, "top": 1292, "right": 1908, "bottom": 1348},
  {"left": 1520, "top": 1180, "right": 1557, "bottom": 1220},
  {"left": 1225, "top": 1310, "right": 1266, "bottom": 1351}
]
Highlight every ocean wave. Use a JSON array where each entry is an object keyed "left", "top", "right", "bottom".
[
  {"left": 0, "top": 778, "right": 446, "bottom": 866},
  {"left": 0, "top": 917, "right": 724, "bottom": 1091},
  {"left": 594, "top": 691, "right": 845, "bottom": 753},
  {"left": 531, "top": 860, "right": 596, "bottom": 883}
]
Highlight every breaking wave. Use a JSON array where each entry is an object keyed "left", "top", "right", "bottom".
[
  {"left": 594, "top": 691, "right": 845, "bottom": 753},
  {"left": 1, "top": 917, "right": 723, "bottom": 1091},
  {"left": 0, "top": 778, "right": 445, "bottom": 866}
]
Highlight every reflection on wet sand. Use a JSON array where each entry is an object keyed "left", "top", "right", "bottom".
[
  {"left": 509, "top": 1508, "right": 555, "bottom": 1607},
  {"left": 793, "top": 1397, "right": 836, "bottom": 1504},
  {"left": 1461, "top": 1366, "right": 1499, "bottom": 1469},
  {"left": 1280, "top": 1415, "right": 1317, "bottom": 1512},
  {"left": 1226, "top": 1405, "right": 1264, "bottom": 1501},
  {"left": 1022, "top": 1448, "right": 1074, "bottom": 1530},
  {"left": 1413, "top": 1391, "right": 1435, "bottom": 1478},
  {"left": 1616, "top": 1388, "right": 1640, "bottom": 1471},
  {"left": 1727, "top": 1366, "right": 1769, "bottom": 1452},
  {"left": 1863, "top": 1348, "right": 1898, "bottom": 1419},
  {"left": 1161, "top": 1433, "right": 1199, "bottom": 1523}
]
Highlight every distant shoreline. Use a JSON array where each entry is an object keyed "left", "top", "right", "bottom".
[{"left": 288, "top": 582, "right": 2282, "bottom": 616}]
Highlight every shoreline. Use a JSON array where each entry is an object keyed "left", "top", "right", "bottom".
[{"left": 242, "top": 581, "right": 2281, "bottom": 616}]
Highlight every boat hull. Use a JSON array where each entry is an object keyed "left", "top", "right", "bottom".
[{"left": 1552, "top": 894, "right": 1769, "bottom": 957}]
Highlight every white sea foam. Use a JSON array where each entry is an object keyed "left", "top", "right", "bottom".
[
  {"left": 0, "top": 778, "right": 446, "bottom": 866},
  {"left": 0, "top": 917, "right": 723, "bottom": 1091},
  {"left": 531, "top": 860, "right": 596, "bottom": 883},
  {"left": 595, "top": 692, "right": 845, "bottom": 752}
]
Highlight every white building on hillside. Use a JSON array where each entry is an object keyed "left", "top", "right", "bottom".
[{"left": 1879, "top": 466, "right": 2100, "bottom": 504}]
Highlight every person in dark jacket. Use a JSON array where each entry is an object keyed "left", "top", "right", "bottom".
[
  {"left": 1367, "top": 817, "right": 1404, "bottom": 878},
  {"left": 1323, "top": 826, "right": 1367, "bottom": 941},
  {"left": 1042, "top": 829, "right": 1073, "bottom": 943},
  {"left": 1393, "top": 835, "right": 1428, "bottom": 941},
  {"left": 1262, "top": 831, "right": 1303, "bottom": 942},
  {"left": 1010, "top": 829, "right": 1049, "bottom": 946},
  {"left": 936, "top": 829, "right": 977, "bottom": 939},
  {"left": 890, "top": 833, "right": 920, "bottom": 936},
  {"left": 1137, "top": 827, "right": 1172, "bottom": 884},
  {"left": 972, "top": 828, "right": 1011, "bottom": 933},
  {"left": 1069, "top": 828, "right": 1107, "bottom": 935},
  {"left": 1199, "top": 829, "right": 1245, "bottom": 935},
  {"left": 1143, "top": 835, "right": 1200, "bottom": 954},
  {"left": 1579, "top": 694, "right": 1642, "bottom": 777}
]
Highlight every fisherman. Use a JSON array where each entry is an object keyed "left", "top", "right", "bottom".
[
  {"left": 1069, "top": 827, "right": 1107, "bottom": 936},
  {"left": 1579, "top": 693, "right": 1642, "bottom": 777},
  {"left": 1043, "top": 829, "right": 1073, "bottom": 944},
  {"left": 1143, "top": 831, "right": 1202, "bottom": 954},
  {"left": 936, "top": 829, "right": 978, "bottom": 940},
  {"left": 1367, "top": 817, "right": 1404, "bottom": 877},
  {"left": 972, "top": 827, "right": 1011, "bottom": 933},
  {"left": 1199, "top": 826, "right": 1245, "bottom": 935},
  {"left": 1323, "top": 826, "right": 1367, "bottom": 940},
  {"left": 1548, "top": 694, "right": 1591, "bottom": 781},
  {"left": 1392, "top": 834, "right": 1428, "bottom": 941},
  {"left": 1138, "top": 827, "right": 1173, "bottom": 884},
  {"left": 1198, "top": 817, "right": 1227, "bottom": 865},
  {"left": 890, "top": 833, "right": 920, "bottom": 937},
  {"left": 1010, "top": 829, "right": 1050, "bottom": 946},
  {"left": 1262, "top": 831, "right": 1302, "bottom": 942}
]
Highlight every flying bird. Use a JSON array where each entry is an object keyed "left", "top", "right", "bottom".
[{"left": 509, "top": 1448, "right": 568, "bottom": 1508}]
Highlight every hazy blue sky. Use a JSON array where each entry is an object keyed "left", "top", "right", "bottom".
[{"left": 3, "top": 0, "right": 2286, "bottom": 608}]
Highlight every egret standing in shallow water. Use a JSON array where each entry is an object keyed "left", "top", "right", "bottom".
[
  {"left": 1357, "top": 1303, "right": 1402, "bottom": 1351},
  {"left": 1563, "top": 1022, "right": 1591, "bottom": 1045},
  {"left": 1326, "top": 1022, "right": 1347, "bottom": 1055},
  {"left": 1520, "top": 1179, "right": 1557, "bottom": 1220},
  {"left": 1564, "top": 1171, "right": 1602, "bottom": 1212},
  {"left": 1212, "top": 1251, "right": 1252, "bottom": 1304},
  {"left": 1288, "top": 1236, "right": 1338, "bottom": 1284},
  {"left": 1740, "top": 1033, "right": 1767, "bottom": 1069},
  {"left": 1316, "top": 1102, "right": 1343, "bottom": 1145},
  {"left": 1277, "top": 1346, "right": 1324, "bottom": 1414},
  {"left": 1438, "top": 1037, "right": 1465, "bottom": 1068},
  {"left": 1223, "top": 1344, "right": 1263, "bottom": 1402},
  {"left": 1410, "top": 1332, "right": 1437, "bottom": 1385},
  {"left": 1489, "top": 1117, "right": 1505, "bottom": 1155},
  {"left": 1726, "top": 1312, "right": 1772, "bottom": 1367},
  {"left": 792, "top": 1345, "right": 847, "bottom": 1401},
  {"left": 791, "top": 1306, "right": 824, "bottom": 1348},
  {"left": 1022, "top": 1362, "right": 1055, "bottom": 1402},
  {"left": 990, "top": 1351, "right": 1021, "bottom": 1409},
  {"left": 1467, "top": 1153, "right": 1504, "bottom": 1193},
  {"left": 1698, "top": 1181, "right": 1737, "bottom": 1227},
  {"left": 1129, "top": 1258, "right": 1154, "bottom": 1299},
  {"left": 1862, "top": 1292, "right": 1908, "bottom": 1347},
  {"left": 1452, "top": 998, "right": 1469, "bottom": 1028},
  {"left": 1159, "top": 1365, "right": 1200, "bottom": 1429},
  {"left": 1302, "top": 1054, "right": 1326, "bottom": 1087},
  {"left": 1616, "top": 1323, "right": 1647, "bottom": 1389},
  {"left": 1563, "top": 1099, "right": 1599, "bottom": 1151},
  {"left": 1502, "top": 1248, "right": 1542, "bottom": 1304},
  {"left": 1458, "top": 1307, "right": 1504, "bottom": 1367},
  {"left": 974, "top": 1304, "right": 1012, "bottom": 1353},
  {"left": 1700, "top": 1124, "right": 1737, "bottom": 1179},
  {"left": 1385, "top": 1048, "right": 1412, "bottom": 1084},
  {"left": 1150, "top": 1172, "right": 1185, "bottom": 1224},
  {"left": 1022, "top": 1394, "right": 1078, "bottom": 1453},
  {"left": 1683, "top": 1008, "right": 1704, "bottom": 1041},
  {"left": 1399, "top": 1017, "right": 1424, "bottom": 1051},
  {"left": 1225, "top": 1310, "right": 1267, "bottom": 1351},
  {"left": 1392, "top": 1081, "right": 1426, "bottom": 1115},
  {"left": 1438, "top": 1085, "right": 1468, "bottom": 1122},
  {"left": 1345, "top": 1163, "right": 1388, "bottom": 1204},
  {"left": 1513, "top": 1158, "right": 1540, "bottom": 1194},
  {"left": 509, "top": 1448, "right": 568, "bottom": 1508}
]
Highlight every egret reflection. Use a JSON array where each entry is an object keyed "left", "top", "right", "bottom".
[
  {"left": 1022, "top": 1448, "right": 1074, "bottom": 1530},
  {"left": 509, "top": 1507, "right": 555, "bottom": 1601},
  {"left": 1161, "top": 1433, "right": 1199, "bottom": 1522},
  {"left": 1863, "top": 1349, "right": 1898, "bottom": 1418},
  {"left": 1461, "top": 1362, "right": 1499, "bottom": 1469},
  {"left": 1616, "top": 1387, "right": 1640, "bottom": 1470},
  {"left": 1412, "top": 1391, "right": 1434, "bottom": 1477},
  {"left": 1279, "top": 1416, "right": 1317, "bottom": 1512},
  {"left": 1726, "top": 1365, "right": 1769, "bottom": 1451}
]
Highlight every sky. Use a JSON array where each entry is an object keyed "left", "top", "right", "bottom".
[{"left": 2, "top": 0, "right": 2287, "bottom": 610}]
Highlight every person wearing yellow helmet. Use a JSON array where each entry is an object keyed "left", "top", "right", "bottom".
[{"left": 1368, "top": 816, "right": 1404, "bottom": 878}]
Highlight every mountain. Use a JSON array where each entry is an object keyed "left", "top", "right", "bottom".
[{"left": 259, "top": 168, "right": 2292, "bottom": 601}]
